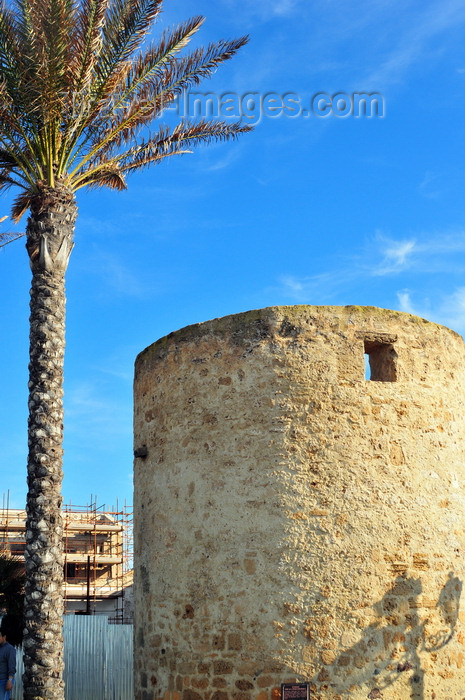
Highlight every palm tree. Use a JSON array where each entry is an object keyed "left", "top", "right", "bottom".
[{"left": 0, "top": 1, "right": 250, "bottom": 697}]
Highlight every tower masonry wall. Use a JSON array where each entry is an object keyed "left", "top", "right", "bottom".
[{"left": 133, "top": 305, "right": 465, "bottom": 700}]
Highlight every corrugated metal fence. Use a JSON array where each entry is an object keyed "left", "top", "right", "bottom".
[{"left": 11, "top": 616, "right": 133, "bottom": 700}]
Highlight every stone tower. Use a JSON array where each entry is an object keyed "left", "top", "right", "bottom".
[{"left": 133, "top": 306, "right": 465, "bottom": 700}]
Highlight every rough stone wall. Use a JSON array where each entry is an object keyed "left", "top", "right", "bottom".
[{"left": 133, "top": 306, "right": 465, "bottom": 700}]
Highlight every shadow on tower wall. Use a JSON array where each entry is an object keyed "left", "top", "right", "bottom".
[{"left": 313, "top": 572, "right": 462, "bottom": 699}]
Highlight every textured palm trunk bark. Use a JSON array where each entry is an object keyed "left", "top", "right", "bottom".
[{"left": 23, "top": 186, "right": 77, "bottom": 700}]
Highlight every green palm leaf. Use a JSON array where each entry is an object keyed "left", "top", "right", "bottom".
[
  {"left": 0, "top": 2, "right": 251, "bottom": 696},
  {"left": 0, "top": 0, "right": 250, "bottom": 213}
]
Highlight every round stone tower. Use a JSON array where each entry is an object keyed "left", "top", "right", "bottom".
[{"left": 133, "top": 306, "right": 465, "bottom": 700}]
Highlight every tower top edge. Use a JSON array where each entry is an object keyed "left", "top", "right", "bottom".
[{"left": 135, "top": 305, "right": 463, "bottom": 368}]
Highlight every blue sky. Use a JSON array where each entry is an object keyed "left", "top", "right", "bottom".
[{"left": 2, "top": 0, "right": 465, "bottom": 510}]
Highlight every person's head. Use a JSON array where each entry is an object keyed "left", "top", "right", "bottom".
[{"left": 0, "top": 629, "right": 6, "bottom": 644}]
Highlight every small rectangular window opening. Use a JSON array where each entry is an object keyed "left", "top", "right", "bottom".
[{"left": 364, "top": 339, "right": 397, "bottom": 382}]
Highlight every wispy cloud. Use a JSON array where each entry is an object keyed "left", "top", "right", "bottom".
[
  {"left": 277, "top": 229, "right": 465, "bottom": 306},
  {"left": 270, "top": 0, "right": 299, "bottom": 16},
  {"left": 253, "top": 0, "right": 465, "bottom": 96},
  {"left": 193, "top": 143, "right": 244, "bottom": 172},
  {"left": 397, "top": 290, "right": 417, "bottom": 315},
  {"left": 99, "top": 254, "right": 144, "bottom": 296},
  {"left": 418, "top": 171, "right": 441, "bottom": 199},
  {"left": 220, "top": 0, "right": 300, "bottom": 21},
  {"left": 65, "top": 380, "right": 131, "bottom": 440},
  {"left": 78, "top": 248, "right": 157, "bottom": 300},
  {"left": 277, "top": 235, "right": 417, "bottom": 301},
  {"left": 91, "top": 345, "right": 138, "bottom": 382},
  {"left": 440, "top": 287, "right": 465, "bottom": 332},
  {"left": 371, "top": 231, "right": 465, "bottom": 275},
  {"left": 373, "top": 236, "right": 417, "bottom": 275},
  {"left": 63, "top": 374, "right": 133, "bottom": 503},
  {"left": 362, "top": 0, "right": 465, "bottom": 87},
  {"left": 279, "top": 269, "right": 356, "bottom": 303},
  {"left": 397, "top": 287, "right": 465, "bottom": 335}
]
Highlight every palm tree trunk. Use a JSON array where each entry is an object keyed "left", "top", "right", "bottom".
[{"left": 23, "top": 186, "right": 77, "bottom": 700}]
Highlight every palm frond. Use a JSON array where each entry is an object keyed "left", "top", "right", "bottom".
[
  {"left": 23, "top": 0, "right": 75, "bottom": 121},
  {"left": 74, "top": 161, "right": 127, "bottom": 190},
  {"left": 70, "top": 34, "right": 249, "bottom": 172},
  {"left": 71, "top": 118, "right": 250, "bottom": 189},
  {"left": 13, "top": 0, "right": 43, "bottom": 108},
  {"left": 119, "top": 119, "right": 252, "bottom": 173},
  {"left": 0, "top": 0, "right": 252, "bottom": 219},
  {"left": 110, "top": 16, "right": 204, "bottom": 109},
  {"left": 0, "top": 229, "right": 26, "bottom": 247},
  {"left": 42, "top": 0, "right": 75, "bottom": 94},
  {"left": 115, "top": 34, "right": 250, "bottom": 120},
  {"left": 0, "top": 147, "right": 19, "bottom": 166},
  {"left": 69, "top": 0, "right": 109, "bottom": 92},
  {"left": 11, "top": 188, "right": 34, "bottom": 222},
  {"left": 0, "top": 131, "right": 44, "bottom": 185},
  {"left": 0, "top": 165, "right": 28, "bottom": 191},
  {"left": 58, "top": 1, "right": 169, "bottom": 167},
  {"left": 0, "top": 4, "right": 24, "bottom": 101},
  {"left": 75, "top": 0, "right": 163, "bottom": 137},
  {"left": 98, "top": 0, "right": 162, "bottom": 79},
  {"left": 167, "top": 36, "right": 250, "bottom": 91}
]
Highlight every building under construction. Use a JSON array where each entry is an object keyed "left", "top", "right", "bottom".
[{"left": 0, "top": 497, "right": 133, "bottom": 622}]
